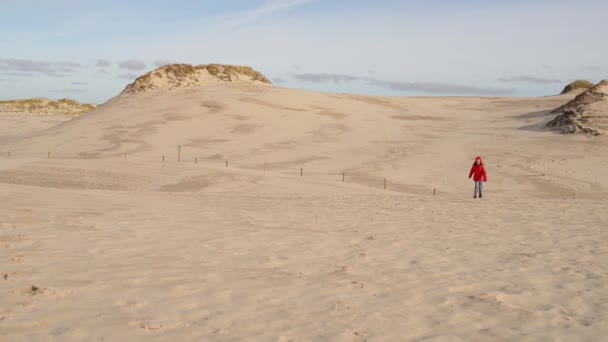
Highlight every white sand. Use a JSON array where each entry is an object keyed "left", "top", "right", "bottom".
[{"left": 1, "top": 85, "right": 607, "bottom": 341}]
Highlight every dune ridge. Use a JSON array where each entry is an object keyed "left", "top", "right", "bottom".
[
  {"left": 548, "top": 80, "right": 608, "bottom": 135},
  {"left": 1, "top": 75, "right": 607, "bottom": 341},
  {"left": 121, "top": 64, "right": 272, "bottom": 95}
]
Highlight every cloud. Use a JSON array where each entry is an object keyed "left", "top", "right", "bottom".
[
  {"left": 293, "top": 65, "right": 302, "bottom": 70},
  {"left": 0, "top": 71, "right": 33, "bottom": 77},
  {"left": 271, "top": 77, "right": 287, "bottom": 84},
  {"left": 117, "top": 60, "right": 147, "bottom": 71},
  {"left": 118, "top": 72, "right": 139, "bottom": 80},
  {"left": 293, "top": 72, "right": 513, "bottom": 95},
  {"left": 584, "top": 66, "right": 601, "bottom": 71},
  {"left": 153, "top": 59, "right": 179, "bottom": 68},
  {"left": 293, "top": 73, "right": 362, "bottom": 83},
  {"left": 369, "top": 79, "right": 514, "bottom": 95},
  {"left": 96, "top": 59, "right": 112, "bottom": 67},
  {"left": 0, "top": 58, "right": 82, "bottom": 77},
  {"left": 71, "top": 81, "right": 87, "bottom": 86},
  {"left": 97, "top": 69, "right": 110, "bottom": 74},
  {"left": 51, "top": 89, "right": 86, "bottom": 93},
  {"left": 58, "top": 67, "right": 76, "bottom": 73},
  {"left": 498, "top": 76, "right": 562, "bottom": 84},
  {"left": 0, "top": 78, "right": 15, "bottom": 82},
  {"left": 221, "top": 0, "right": 317, "bottom": 27},
  {"left": 57, "top": 61, "right": 83, "bottom": 68}
]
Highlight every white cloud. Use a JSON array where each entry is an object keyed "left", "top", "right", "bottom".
[
  {"left": 117, "top": 60, "right": 146, "bottom": 71},
  {"left": 215, "top": 0, "right": 317, "bottom": 28}
]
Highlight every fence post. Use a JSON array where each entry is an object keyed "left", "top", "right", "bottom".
[
  {"left": 195, "top": 157, "right": 197, "bottom": 164},
  {"left": 342, "top": 172, "right": 345, "bottom": 182},
  {"left": 226, "top": 160, "right": 228, "bottom": 168},
  {"left": 384, "top": 178, "right": 387, "bottom": 190},
  {"left": 301, "top": 168, "right": 303, "bottom": 177},
  {"left": 264, "top": 162, "right": 267, "bottom": 172},
  {"left": 48, "top": 151, "right": 51, "bottom": 159},
  {"left": 434, "top": 188, "right": 436, "bottom": 196},
  {"left": 177, "top": 146, "right": 181, "bottom": 163},
  {"left": 162, "top": 155, "right": 165, "bottom": 163}
]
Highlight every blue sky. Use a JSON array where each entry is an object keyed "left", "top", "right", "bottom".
[{"left": 1, "top": 0, "right": 606, "bottom": 103}]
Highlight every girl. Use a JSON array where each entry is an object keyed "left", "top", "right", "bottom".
[{"left": 469, "top": 156, "right": 488, "bottom": 198}]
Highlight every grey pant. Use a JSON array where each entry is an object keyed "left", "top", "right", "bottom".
[{"left": 474, "top": 181, "right": 484, "bottom": 197}]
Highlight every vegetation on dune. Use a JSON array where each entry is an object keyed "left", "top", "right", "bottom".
[
  {"left": 548, "top": 80, "right": 607, "bottom": 135},
  {"left": 122, "top": 63, "right": 272, "bottom": 94},
  {"left": 162, "top": 63, "right": 271, "bottom": 83},
  {"left": 560, "top": 80, "right": 594, "bottom": 94},
  {"left": 0, "top": 98, "right": 96, "bottom": 115},
  {"left": 553, "top": 80, "right": 607, "bottom": 113}
]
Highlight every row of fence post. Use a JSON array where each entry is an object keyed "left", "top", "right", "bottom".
[{"left": 3, "top": 150, "right": 439, "bottom": 195}]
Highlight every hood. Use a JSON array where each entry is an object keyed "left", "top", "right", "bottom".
[{"left": 475, "top": 156, "right": 484, "bottom": 164}]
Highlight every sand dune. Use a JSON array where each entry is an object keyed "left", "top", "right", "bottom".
[
  {"left": 1, "top": 82, "right": 607, "bottom": 340},
  {"left": 549, "top": 80, "right": 608, "bottom": 135},
  {"left": 5, "top": 84, "right": 607, "bottom": 198}
]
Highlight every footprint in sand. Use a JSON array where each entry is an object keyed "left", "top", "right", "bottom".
[
  {"left": 334, "top": 266, "right": 351, "bottom": 275},
  {"left": 140, "top": 323, "right": 163, "bottom": 331},
  {"left": 128, "top": 321, "right": 163, "bottom": 331},
  {"left": 351, "top": 281, "right": 365, "bottom": 289},
  {"left": 0, "top": 311, "right": 12, "bottom": 321},
  {"left": 17, "top": 285, "right": 72, "bottom": 299},
  {"left": 365, "top": 236, "right": 376, "bottom": 241},
  {"left": 353, "top": 330, "right": 368, "bottom": 342},
  {"left": 10, "top": 255, "right": 24, "bottom": 263},
  {"left": 334, "top": 300, "right": 351, "bottom": 312}
]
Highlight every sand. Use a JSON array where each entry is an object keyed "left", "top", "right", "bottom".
[{"left": 1, "top": 85, "right": 607, "bottom": 341}]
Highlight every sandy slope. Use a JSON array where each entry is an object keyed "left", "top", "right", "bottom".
[
  {"left": 5, "top": 85, "right": 608, "bottom": 199},
  {"left": 0, "top": 113, "right": 71, "bottom": 145},
  {"left": 1, "top": 85, "right": 607, "bottom": 341}
]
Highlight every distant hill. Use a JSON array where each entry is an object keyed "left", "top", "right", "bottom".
[
  {"left": 560, "top": 80, "right": 594, "bottom": 95},
  {"left": 548, "top": 80, "right": 608, "bottom": 135},
  {"left": 0, "top": 98, "right": 96, "bottom": 116},
  {"left": 121, "top": 64, "right": 272, "bottom": 95}
]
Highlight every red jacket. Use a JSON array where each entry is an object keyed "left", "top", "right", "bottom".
[{"left": 469, "top": 156, "right": 488, "bottom": 182}]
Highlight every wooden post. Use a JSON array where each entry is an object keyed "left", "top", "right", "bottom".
[
  {"left": 301, "top": 168, "right": 303, "bottom": 177},
  {"left": 342, "top": 172, "right": 345, "bottom": 182},
  {"left": 384, "top": 178, "right": 387, "bottom": 190},
  {"left": 226, "top": 160, "right": 228, "bottom": 168},
  {"left": 162, "top": 155, "right": 165, "bottom": 163},
  {"left": 48, "top": 151, "right": 51, "bottom": 159},
  {"left": 433, "top": 188, "right": 436, "bottom": 196},
  {"left": 177, "top": 146, "right": 181, "bottom": 163},
  {"left": 264, "top": 163, "right": 267, "bottom": 172},
  {"left": 195, "top": 157, "right": 197, "bottom": 164},
  {"left": 124, "top": 152, "right": 127, "bottom": 161}
]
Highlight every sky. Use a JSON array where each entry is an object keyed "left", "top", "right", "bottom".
[{"left": 1, "top": 0, "right": 607, "bottom": 104}]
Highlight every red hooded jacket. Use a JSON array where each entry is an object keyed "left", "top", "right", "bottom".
[{"left": 469, "top": 156, "right": 488, "bottom": 182}]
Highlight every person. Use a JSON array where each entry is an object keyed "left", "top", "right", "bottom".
[{"left": 469, "top": 156, "right": 488, "bottom": 198}]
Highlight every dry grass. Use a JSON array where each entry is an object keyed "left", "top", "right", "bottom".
[
  {"left": 0, "top": 98, "right": 96, "bottom": 115},
  {"left": 122, "top": 63, "right": 272, "bottom": 95},
  {"left": 560, "top": 80, "right": 594, "bottom": 94}
]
